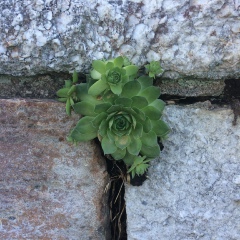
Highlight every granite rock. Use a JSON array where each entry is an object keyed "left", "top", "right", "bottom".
[
  {"left": 0, "top": 99, "right": 110, "bottom": 240},
  {"left": 125, "top": 104, "right": 240, "bottom": 240},
  {"left": 0, "top": 0, "right": 239, "bottom": 80}
]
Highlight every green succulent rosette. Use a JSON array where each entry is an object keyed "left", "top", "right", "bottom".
[
  {"left": 89, "top": 56, "right": 138, "bottom": 96},
  {"left": 68, "top": 75, "right": 170, "bottom": 174},
  {"left": 57, "top": 57, "right": 170, "bottom": 177},
  {"left": 145, "top": 61, "right": 163, "bottom": 78}
]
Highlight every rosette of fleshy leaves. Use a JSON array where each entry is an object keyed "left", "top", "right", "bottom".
[
  {"left": 88, "top": 56, "right": 138, "bottom": 96},
  {"left": 145, "top": 61, "right": 163, "bottom": 78},
  {"left": 56, "top": 71, "right": 79, "bottom": 116},
  {"left": 63, "top": 63, "right": 170, "bottom": 178}
]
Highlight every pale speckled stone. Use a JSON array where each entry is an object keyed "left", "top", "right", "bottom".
[
  {"left": 0, "top": 99, "right": 110, "bottom": 240},
  {"left": 0, "top": 0, "right": 239, "bottom": 80},
  {"left": 125, "top": 104, "right": 240, "bottom": 240}
]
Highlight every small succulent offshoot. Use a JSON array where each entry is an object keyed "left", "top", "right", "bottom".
[
  {"left": 56, "top": 70, "right": 79, "bottom": 116},
  {"left": 57, "top": 56, "right": 170, "bottom": 178},
  {"left": 145, "top": 61, "right": 163, "bottom": 78}
]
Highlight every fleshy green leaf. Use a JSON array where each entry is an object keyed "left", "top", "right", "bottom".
[
  {"left": 103, "top": 90, "right": 118, "bottom": 104},
  {"left": 94, "top": 103, "right": 112, "bottom": 114},
  {"left": 142, "top": 106, "right": 162, "bottom": 120},
  {"left": 58, "top": 97, "right": 68, "bottom": 102},
  {"left": 72, "top": 116, "right": 96, "bottom": 134},
  {"left": 121, "top": 81, "right": 141, "bottom": 98},
  {"left": 91, "top": 69, "right": 102, "bottom": 79},
  {"left": 106, "top": 62, "right": 114, "bottom": 70},
  {"left": 66, "top": 98, "right": 71, "bottom": 116},
  {"left": 115, "top": 97, "right": 132, "bottom": 107},
  {"left": 151, "top": 120, "right": 171, "bottom": 137},
  {"left": 141, "top": 131, "right": 157, "bottom": 146},
  {"left": 67, "top": 85, "right": 76, "bottom": 96},
  {"left": 76, "top": 83, "right": 100, "bottom": 105},
  {"left": 140, "top": 144, "right": 160, "bottom": 158},
  {"left": 73, "top": 70, "right": 78, "bottom": 83},
  {"left": 127, "top": 137, "right": 142, "bottom": 155},
  {"left": 69, "top": 97, "right": 74, "bottom": 106},
  {"left": 142, "top": 117, "right": 152, "bottom": 133},
  {"left": 131, "top": 122, "right": 143, "bottom": 138},
  {"left": 124, "top": 65, "right": 139, "bottom": 76},
  {"left": 132, "top": 107, "right": 145, "bottom": 121},
  {"left": 131, "top": 96, "right": 148, "bottom": 109},
  {"left": 111, "top": 148, "right": 126, "bottom": 160},
  {"left": 137, "top": 76, "right": 153, "bottom": 90},
  {"left": 56, "top": 88, "right": 70, "bottom": 97},
  {"left": 107, "top": 129, "right": 117, "bottom": 142},
  {"left": 98, "top": 119, "right": 108, "bottom": 137},
  {"left": 123, "top": 151, "right": 136, "bottom": 165},
  {"left": 92, "top": 60, "right": 106, "bottom": 74},
  {"left": 73, "top": 101, "right": 96, "bottom": 116},
  {"left": 123, "top": 56, "right": 131, "bottom": 66},
  {"left": 107, "top": 105, "right": 123, "bottom": 114},
  {"left": 149, "top": 99, "right": 165, "bottom": 113},
  {"left": 88, "top": 79, "right": 108, "bottom": 96},
  {"left": 92, "top": 112, "right": 108, "bottom": 127},
  {"left": 138, "top": 86, "right": 160, "bottom": 103},
  {"left": 65, "top": 80, "right": 72, "bottom": 88},
  {"left": 114, "top": 56, "right": 124, "bottom": 68},
  {"left": 70, "top": 117, "right": 97, "bottom": 141},
  {"left": 110, "top": 84, "right": 122, "bottom": 95},
  {"left": 71, "top": 130, "right": 97, "bottom": 142},
  {"left": 115, "top": 135, "right": 131, "bottom": 150},
  {"left": 102, "top": 136, "right": 117, "bottom": 154}
]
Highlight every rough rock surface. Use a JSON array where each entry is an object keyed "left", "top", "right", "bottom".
[
  {"left": 0, "top": 99, "right": 110, "bottom": 240},
  {"left": 125, "top": 103, "right": 240, "bottom": 240},
  {"left": 158, "top": 78, "right": 225, "bottom": 97},
  {"left": 0, "top": 0, "right": 239, "bottom": 80},
  {"left": 0, "top": 72, "right": 72, "bottom": 99}
]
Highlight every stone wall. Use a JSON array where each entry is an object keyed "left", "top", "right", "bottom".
[
  {"left": 0, "top": 99, "right": 110, "bottom": 239},
  {"left": 126, "top": 104, "right": 240, "bottom": 240},
  {"left": 0, "top": 0, "right": 239, "bottom": 80},
  {"left": 0, "top": 0, "right": 239, "bottom": 239}
]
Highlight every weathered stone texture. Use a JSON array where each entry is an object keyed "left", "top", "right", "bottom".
[
  {"left": 158, "top": 78, "right": 225, "bottom": 97},
  {"left": 125, "top": 104, "right": 240, "bottom": 240},
  {"left": 0, "top": 0, "right": 239, "bottom": 80},
  {"left": 0, "top": 99, "right": 110, "bottom": 239},
  {"left": 0, "top": 72, "right": 71, "bottom": 99}
]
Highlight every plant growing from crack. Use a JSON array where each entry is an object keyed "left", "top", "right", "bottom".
[{"left": 57, "top": 56, "right": 170, "bottom": 178}]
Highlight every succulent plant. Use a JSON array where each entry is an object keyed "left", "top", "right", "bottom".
[
  {"left": 145, "top": 61, "right": 163, "bottom": 78},
  {"left": 56, "top": 70, "right": 79, "bottom": 116},
  {"left": 57, "top": 57, "right": 170, "bottom": 178},
  {"left": 127, "top": 156, "right": 151, "bottom": 178},
  {"left": 89, "top": 56, "right": 138, "bottom": 96}
]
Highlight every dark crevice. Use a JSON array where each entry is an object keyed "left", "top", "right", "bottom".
[
  {"left": 95, "top": 136, "right": 159, "bottom": 240},
  {"left": 161, "top": 95, "right": 226, "bottom": 105},
  {"left": 95, "top": 139, "right": 127, "bottom": 240},
  {"left": 161, "top": 78, "right": 240, "bottom": 105},
  {"left": 106, "top": 158, "right": 127, "bottom": 240},
  {"left": 161, "top": 78, "right": 240, "bottom": 125},
  {"left": 0, "top": 72, "right": 87, "bottom": 99}
]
